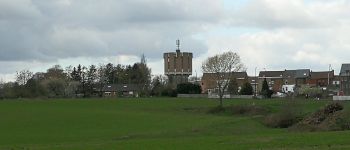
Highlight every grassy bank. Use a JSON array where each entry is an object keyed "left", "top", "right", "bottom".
[{"left": 0, "top": 98, "right": 349, "bottom": 149}]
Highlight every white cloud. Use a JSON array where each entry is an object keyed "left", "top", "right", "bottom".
[{"left": 1, "top": 0, "right": 350, "bottom": 81}]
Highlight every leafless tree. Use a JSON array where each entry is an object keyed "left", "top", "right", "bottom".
[
  {"left": 16, "top": 70, "right": 33, "bottom": 85},
  {"left": 202, "top": 51, "right": 245, "bottom": 107}
]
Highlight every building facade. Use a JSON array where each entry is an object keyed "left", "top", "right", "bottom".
[
  {"left": 339, "top": 64, "right": 350, "bottom": 95},
  {"left": 201, "top": 72, "right": 248, "bottom": 94},
  {"left": 258, "top": 71, "right": 284, "bottom": 92}
]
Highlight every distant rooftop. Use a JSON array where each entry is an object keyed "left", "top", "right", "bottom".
[{"left": 340, "top": 64, "right": 350, "bottom": 76}]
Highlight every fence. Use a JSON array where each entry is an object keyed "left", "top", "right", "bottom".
[
  {"left": 333, "top": 96, "right": 350, "bottom": 101},
  {"left": 208, "top": 94, "right": 253, "bottom": 99},
  {"left": 177, "top": 94, "right": 208, "bottom": 98}
]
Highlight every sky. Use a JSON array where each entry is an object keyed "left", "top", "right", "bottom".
[{"left": 1, "top": 0, "right": 350, "bottom": 82}]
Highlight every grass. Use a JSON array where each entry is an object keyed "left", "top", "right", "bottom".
[{"left": 0, "top": 98, "right": 349, "bottom": 149}]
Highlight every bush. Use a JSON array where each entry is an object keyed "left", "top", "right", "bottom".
[
  {"left": 334, "top": 110, "right": 350, "bottom": 130},
  {"left": 207, "top": 106, "right": 226, "bottom": 114},
  {"left": 177, "top": 83, "right": 201, "bottom": 94},
  {"left": 240, "top": 82, "right": 253, "bottom": 95},
  {"left": 262, "top": 102, "right": 303, "bottom": 128},
  {"left": 161, "top": 88, "right": 177, "bottom": 97},
  {"left": 208, "top": 104, "right": 269, "bottom": 117},
  {"left": 298, "top": 85, "right": 323, "bottom": 98},
  {"left": 263, "top": 107, "right": 301, "bottom": 128},
  {"left": 229, "top": 105, "right": 269, "bottom": 116}
]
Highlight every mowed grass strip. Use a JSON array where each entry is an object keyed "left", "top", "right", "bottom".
[{"left": 0, "top": 98, "right": 349, "bottom": 149}]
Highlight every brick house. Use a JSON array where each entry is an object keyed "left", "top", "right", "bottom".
[
  {"left": 307, "top": 71, "right": 334, "bottom": 87},
  {"left": 258, "top": 71, "right": 284, "bottom": 93},
  {"left": 201, "top": 72, "right": 248, "bottom": 94},
  {"left": 295, "top": 69, "right": 311, "bottom": 85}
]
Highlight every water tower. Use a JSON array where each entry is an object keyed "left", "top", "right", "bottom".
[{"left": 163, "top": 40, "right": 193, "bottom": 86}]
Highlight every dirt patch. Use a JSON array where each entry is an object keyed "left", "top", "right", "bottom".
[{"left": 290, "top": 102, "right": 349, "bottom": 132}]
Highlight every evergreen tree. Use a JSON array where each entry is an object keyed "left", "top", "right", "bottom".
[
  {"left": 105, "top": 63, "right": 115, "bottom": 84},
  {"left": 240, "top": 81, "right": 253, "bottom": 95},
  {"left": 261, "top": 78, "right": 273, "bottom": 98}
]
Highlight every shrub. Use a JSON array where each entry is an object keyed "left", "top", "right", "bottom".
[
  {"left": 207, "top": 106, "right": 226, "bottom": 114},
  {"left": 298, "top": 85, "right": 323, "bottom": 98},
  {"left": 262, "top": 102, "right": 303, "bottom": 128},
  {"left": 177, "top": 83, "right": 201, "bottom": 94},
  {"left": 263, "top": 108, "right": 301, "bottom": 128},
  {"left": 161, "top": 88, "right": 177, "bottom": 97},
  {"left": 229, "top": 105, "right": 269, "bottom": 116},
  {"left": 240, "top": 82, "right": 253, "bottom": 95},
  {"left": 335, "top": 110, "right": 350, "bottom": 130}
]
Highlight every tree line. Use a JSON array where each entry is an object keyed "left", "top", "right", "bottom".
[
  {"left": 0, "top": 57, "right": 152, "bottom": 98},
  {"left": 0, "top": 56, "right": 203, "bottom": 99}
]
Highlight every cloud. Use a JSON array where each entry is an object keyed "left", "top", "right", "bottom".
[
  {"left": 227, "top": 0, "right": 347, "bottom": 29},
  {"left": 0, "top": 0, "right": 224, "bottom": 62},
  {"left": 208, "top": 25, "right": 350, "bottom": 75},
  {"left": 1, "top": 0, "right": 350, "bottom": 81}
]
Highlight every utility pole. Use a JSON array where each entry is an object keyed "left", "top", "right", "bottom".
[
  {"left": 328, "top": 64, "right": 331, "bottom": 86},
  {"left": 255, "top": 67, "right": 257, "bottom": 98},
  {"left": 195, "top": 70, "right": 197, "bottom": 84}
]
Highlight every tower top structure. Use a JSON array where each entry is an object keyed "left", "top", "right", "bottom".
[{"left": 176, "top": 39, "right": 180, "bottom": 53}]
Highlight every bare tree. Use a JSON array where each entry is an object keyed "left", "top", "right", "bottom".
[
  {"left": 202, "top": 51, "right": 245, "bottom": 107},
  {"left": 16, "top": 70, "right": 33, "bottom": 85}
]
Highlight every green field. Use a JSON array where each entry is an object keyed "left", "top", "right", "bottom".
[{"left": 1, "top": 98, "right": 350, "bottom": 150}]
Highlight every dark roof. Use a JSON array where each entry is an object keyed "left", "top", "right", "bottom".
[
  {"left": 310, "top": 71, "right": 334, "bottom": 79},
  {"left": 202, "top": 72, "right": 248, "bottom": 80},
  {"left": 259, "top": 71, "right": 284, "bottom": 78},
  {"left": 340, "top": 64, "right": 350, "bottom": 76},
  {"left": 264, "top": 69, "right": 310, "bottom": 79},
  {"left": 232, "top": 72, "right": 248, "bottom": 79},
  {"left": 102, "top": 84, "right": 141, "bottom": 92},
  {"left": 295, "top": 69, "right": 310, "bottom": 78},
  {"left": 283, "top": 70, "right": 296, "bottom": 78}
]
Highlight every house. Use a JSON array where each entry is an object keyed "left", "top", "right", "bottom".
[
  {"left": 295, "top": 69, "right": 311, "bottom": 85},
  {"left": 307, "top": 71, "right": 334, "bottom": 87},
  {"left": 282, "top": 70, "right": 296, "bottom": 85},
  {"left": 339, "top": 64, "right": 350, "bottom": 95},
  {"left": 282, "top": 69, "right": 310, "bottom": 85},
  {"left": 340, "top": 64, "right": 350, "bottom": 76},
  {"left": 258, "top": 71, "right": 284, "bottom": 92},
  {"left": 201, "top": 72, "right": 248, "bottom": 94},
  {"left": 101, "top": 84, "right": 141, "bottom": 97},
  {"left": 329, "top": 75, "right": 342, "bottom": 95}
]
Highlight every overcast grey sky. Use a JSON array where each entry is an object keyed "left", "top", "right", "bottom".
[{"left": 1, "top": 0, "right": 350, "bottom": 81}]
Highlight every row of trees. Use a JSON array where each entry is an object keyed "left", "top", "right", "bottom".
[{"left": 0, "top": 55, "right": 152, "bottom": 98}]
